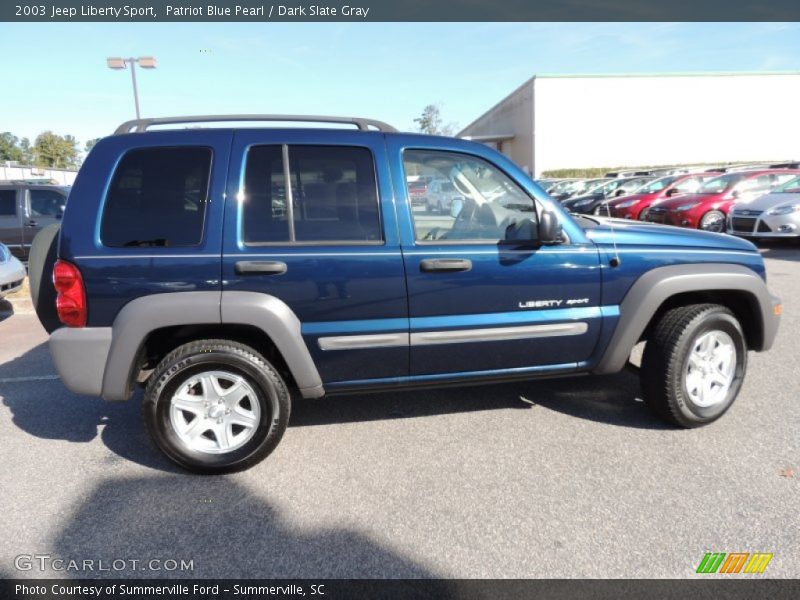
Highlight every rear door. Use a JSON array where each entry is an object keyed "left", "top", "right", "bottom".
[
  {"left": 0, "top": 187, "right": 23, "bottom": 259},
  {"left": 222, "top": 131, "right": 409, "bottom": 384},
  {"left": 388, "top": 138, "right": 603, "bottom": 377},
  {"left": 21, "top": 187, "right": 68, "bottom": 254}
]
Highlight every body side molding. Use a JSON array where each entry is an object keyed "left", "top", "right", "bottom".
[{"left": 593, "top": 263, "right": 780, "bottom": 375}]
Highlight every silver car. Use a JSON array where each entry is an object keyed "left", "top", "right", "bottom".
[
  {"left": 728, "top": 175, "right": 800, "bottom": 239},
  {"left": 0, "top": 242, "right": 26, "bottom": 299}
]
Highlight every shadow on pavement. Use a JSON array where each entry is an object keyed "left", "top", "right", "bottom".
[
  {"left": 517, "top": 371, "right": 671, "bottom": 430},
  {"left": 0, "top": 342, "right": 180, "bottom": 473},
  {"left": 53, "top": 476, "right": 445, "bottom": 580},
  {"left": 0, "top": 299, "right": 13, "bottom": 322},
  {"left": 1, "top": 343, "right": 666, "bottom": 475},
  {"left": 758, "top": 239, "right": 800, "bottom": 263}
]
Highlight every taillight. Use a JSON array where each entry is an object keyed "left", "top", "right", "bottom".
[{"left": 53, "top": 259, "right": 87, "bottom": 327}]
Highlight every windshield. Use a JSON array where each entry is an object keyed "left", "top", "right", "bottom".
[
  {"left": 697, "top": 174, "right": 740, "bottom": 194},
  {"left": 640, "top": 176, "right": 678, "bottom": 193},
  {"left": 774, "top": 175, "right": 800, "bottom": 193}
]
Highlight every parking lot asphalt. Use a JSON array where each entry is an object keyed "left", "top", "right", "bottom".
[{"left": 0, "top": 243, "right": 798, "bottom": 580}]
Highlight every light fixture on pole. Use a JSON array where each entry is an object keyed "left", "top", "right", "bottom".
[{"left": 107, "top": 56, "right": 157, "bottom": 119}]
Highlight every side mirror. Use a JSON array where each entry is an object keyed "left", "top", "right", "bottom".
[
  {"left": 731, "top": 189, "right": 741, "bottom": 199},
  {"left": 450, "top": 198, "right": 464, "bottom": 218},
  {"left": 666, "top": 188, "right": 680, "bottom": 197},
  {"left": 614, "top": 189, "right": 627, "bottom": 197},
  {"left": 538, "top": 210, "right": 562, "bottom": 244}
]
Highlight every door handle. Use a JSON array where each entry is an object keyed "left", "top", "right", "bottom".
[
  {"left": 234, "top": 260, "right": 287, "bottom": 275},
  {"left": 419, "top": 258, "right": 472, "bottom": 273},
  {"left": 25, "top": 220, "right": 38, "bottom": 227}
]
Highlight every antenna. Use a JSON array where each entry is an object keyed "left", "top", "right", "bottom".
[
  {"left": 601, "top": 190, "right": 622, "bottom": 268},
  {"left": 603, "top": 184, "right": 622, "bottom": 268}
]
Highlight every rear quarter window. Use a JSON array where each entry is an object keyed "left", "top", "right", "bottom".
[{"left": 100, "top": 146, "right": 212, "bottom": 247}]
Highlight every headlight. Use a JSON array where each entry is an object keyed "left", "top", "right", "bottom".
[
  {"left": 0, "top": 245, "right": 8, "bottom": 263},
  {"left": 615, "top": 199, "right": 639, "bottom": 208},
  {"left": 573, "top": 198, "right": 594, "bottom": 207},
  {"left": 767, "top": 204, "right": 800, "bottom": 216},
  {"left": 675, "top": 202, "right": 699, "bottom": 211}
]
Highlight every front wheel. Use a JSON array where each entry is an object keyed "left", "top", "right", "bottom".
[
  {"left": 143, "top": 339, "right": 291, "bottom": 473},
  {"left": 699, "top": 210, "right": 726, "bottom": 232},
  {"left": 640, "top": 304, "right": 747, "bottom": 428}
]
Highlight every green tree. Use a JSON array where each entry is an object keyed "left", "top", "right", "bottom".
[
  {"left": 0, "top": 132, "right": 24, "bottom": 162},
  {"left": 414, "top": 104, "right": 457, "bottom": 136},
  {"left": 32, "top": 131, "right": 79, "bottom": 168},
  {"left": 84, "top": 137, "right": 101, "bottom": 154},
  {"left": 19, "top": 138, "right": 32, "bottom": 164}
]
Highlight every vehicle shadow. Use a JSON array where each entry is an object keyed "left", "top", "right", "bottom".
[
  {"left": 0, "top": 342, "right": 180, "bottom": 473},
  {"left": 758, "top": 239, "right": 800, "bottom": 263},
  {"left": 290, "top": 370, "right": 667, "bottom": 431},
  {"left": 1, "top": 343, "right": 666, "bottom": 476},
  {"left": 0, "top": 299, "right": 13, "bottom": 322},
  {"left": 52, "top": 476, "right": 448, "bottom": 580}
]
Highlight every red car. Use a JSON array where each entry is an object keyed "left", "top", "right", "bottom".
[
  {"left": 645, "top": 170, "right": 798, "bottom": 231},
  {"left": 601, "top": 173, "right": 718, "bottom": 220}
]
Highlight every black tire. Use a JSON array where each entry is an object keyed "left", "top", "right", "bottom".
[
  {"left": 28, "top": 224, "right": 61, "bottom": 333},
  {"left": 699, "top": 210, "right": 725, "bottom": 232},
  {"left": 640, "top": 304, "right": 747, "bottom": 428},
  {"left": 143, "top": 339, "right": 291, "bottom": 474}
]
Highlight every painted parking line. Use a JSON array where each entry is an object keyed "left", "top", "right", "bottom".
[{"left": 0, "top": 375, "right": 59, "bottom": 383}]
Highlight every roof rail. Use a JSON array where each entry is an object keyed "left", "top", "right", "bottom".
[{"left": 114, "top": 114, "right": 399, "bottom": 135}]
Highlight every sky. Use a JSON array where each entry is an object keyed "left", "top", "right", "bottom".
[{"left": 1, "top": 22, "right": 799, "bottom": 149}]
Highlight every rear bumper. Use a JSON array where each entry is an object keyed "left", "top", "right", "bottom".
[{"left": 49, "top": 327, "right": 113, "bottom": 396}]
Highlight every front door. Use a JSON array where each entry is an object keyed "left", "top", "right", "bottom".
[
  {"left": 0, "top": 188, "right": 22, "bottom": 259},
  {"left": 222, "top": 131, "right": 409, "bottom": 384},
  {"left": 389, "top": 142, "right": 603, "bottom": 377}
]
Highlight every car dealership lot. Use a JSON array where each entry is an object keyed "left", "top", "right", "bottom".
[{"left": 0, "top": 244, "right": 798, "bottom": 580}]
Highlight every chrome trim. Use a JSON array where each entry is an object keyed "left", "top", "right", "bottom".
[
  {"left": 282, "top": 144, "right": 296, "bottom": 242},
  {"left": 318, "top": 332, "right": 409, "bottom": 351},
  {"left": 318, "top": 322, "right": 588, "bottom": 351},
  {"left": 410, "top": 322, "right": 588, "bottom": 345}
]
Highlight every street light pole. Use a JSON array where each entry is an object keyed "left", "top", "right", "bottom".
[
  {"left": 128, "top": 58, "right": 141, "bottom": 119},
  {"left": 107, "top": 56, "right": 157, "bottom": 119}
]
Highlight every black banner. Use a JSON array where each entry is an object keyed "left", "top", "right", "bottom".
[
  {"left": 2, "top": 579, "right": 800, "bottom": 600},
  {"left": 4, "top": 0, "right": 800, "bottom": 22}
]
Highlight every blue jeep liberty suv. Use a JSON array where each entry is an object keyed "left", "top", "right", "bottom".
[{"left": 29, "top": 115, "right": 781, "bottom": 473}]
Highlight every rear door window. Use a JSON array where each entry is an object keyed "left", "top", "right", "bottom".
[
  {"left": 101, "top": 147, "right": 212, "bottom": 247},
  {"left": 30, "top": 189, "right": 66, "bottom": 216},
  {"left": 0, "top": 190, "right": 16, "bottom": 216},
  {"left": 242, "top": 145, "right": 381, "bottom": 245}
]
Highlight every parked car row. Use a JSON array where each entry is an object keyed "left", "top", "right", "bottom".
[{"left": 539, "top": 164, "right": 800, "bottom": 241}]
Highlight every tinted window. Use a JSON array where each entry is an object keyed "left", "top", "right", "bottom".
[
  {"left": 0, "top": 190, "right": 15, "bottom": 216},
  {"left": 30, "top": 189, "right": 66, "bottom": 217},
  {"left": 404, "top": 150, "right": 536, "bottom": 242},
  {"left": 101, "top": 147, "right": 211, "bottom": 247},
  {"left": 243, "top": 145, "right": 381, "bottom": 244}
]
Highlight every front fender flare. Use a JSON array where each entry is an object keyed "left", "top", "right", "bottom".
[{"left": 592, "top": 263, "right": 780, "bottom": 375}]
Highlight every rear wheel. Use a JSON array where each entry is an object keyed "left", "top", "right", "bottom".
[
  {"left": 640, "top": 304, "right": 747, "bottom": 428},
  {"left": 699, "top": 210, "right": 726, "bottom": 232},
  {"left": 143, "top": 339, "right": 291, "bottom": 473}
]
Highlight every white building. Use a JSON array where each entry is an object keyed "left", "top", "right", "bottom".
[
  {"left": 458, "top": 72, "right": 800, "bottom": 176},
  {"left": 0, "top": 163, "right": 77, "bottom": 185}
]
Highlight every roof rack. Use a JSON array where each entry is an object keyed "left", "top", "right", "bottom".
[{"left": 114, "top": 114, "right": 399, "bottom": 135}]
